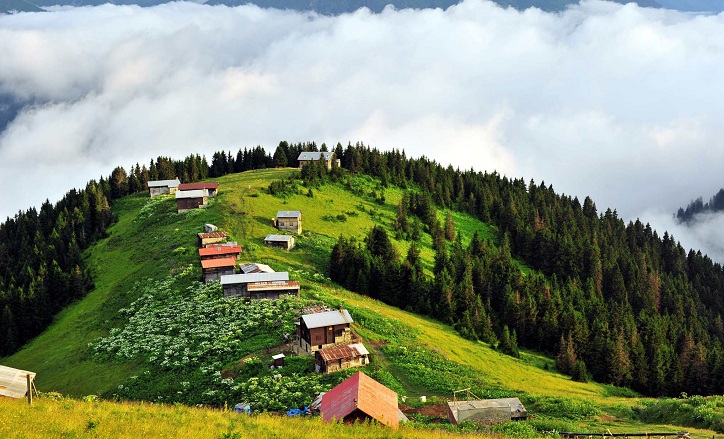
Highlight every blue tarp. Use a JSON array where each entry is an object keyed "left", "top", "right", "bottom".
[
  {"left": 233, "top": 403, "right": 251, "bottom": 415},
  {"left": 286, "top": 406, "right": 309, "bottom": 417}
]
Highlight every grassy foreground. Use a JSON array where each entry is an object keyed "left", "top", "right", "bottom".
[{"left": 0, "top": 397, "right": 486, "bottom": 439}]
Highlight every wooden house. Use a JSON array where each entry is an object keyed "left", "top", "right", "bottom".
[
  {"left": 297, "top": 309, "right": 353, "bottom": 354},
  {"left": 220, "top": 272, "right": 299, "bottom": 299},
  {"left": 321, "top": 372, "right": 399, "bottom": 429},
  {"left": 297, "top": 151, "right": 337, "bottom": 170},
  {"left": 148, "top": 178, "right": 181, "bottom": 197},
  {"left": 176, "top": 189, "right": 209, "bottom": 212},
  {"left": 178, "top": 182, "right": 219, "bottom": 197},
  {"left": 201, "top": 257, "right": 236, "bottom": 282},
  {"left": 274, "top": 211, "right": 302, "bottom": 234},
  {"left": 447, "top": 397, "right": 527, "bottom": 425},
  {"left": 315, "top": 343, "right": 369, "bottom": 374},
  {"left": 198, "top": 231, "right": 228, "bottom": 247},
  {"left": 198, "top": 245, "right": 242, "bottom": 261},
  {"left": 239, "top": 263, "right": 275, "bottom": 274},
  {"left": 264, "top": 234, "right": 295, "bottom": 250}
]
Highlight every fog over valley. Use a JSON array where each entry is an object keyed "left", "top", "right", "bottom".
[{"left": 1, "top": 0, "right": 724, "bottom": 261}]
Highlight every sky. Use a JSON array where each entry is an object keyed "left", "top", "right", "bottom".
[{"left": 1, "top": 0, "right": 724, "bottom": 261}]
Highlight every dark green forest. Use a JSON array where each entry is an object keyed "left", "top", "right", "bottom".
[
  {"left": 3, "top": 141, "right": 724, "bottom": 400},
  {"left": 676, "top": 188, "right": 724, "bottom": 223}
]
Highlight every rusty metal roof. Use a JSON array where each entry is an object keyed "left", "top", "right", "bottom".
[
  {"left": 198, "top": 231, "right": 228, "bottom": 239},
  {"left": 200, "top": 257, "right": 237, "bottom": 269},
  {"left": 198, "top": 245, "right": 241, "bottom": 257},
  {"left": 321, "top": 372, "right": 398, "bottom": 429},
  {"left": 178, "top": 182, "right": 219, "bottom": 191},
  {"left": 316, "top": 343, "right": 368, "bottom": 362}
]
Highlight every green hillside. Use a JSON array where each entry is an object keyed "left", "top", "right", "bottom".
[{"left": 2, "top": 168, "right": 720, "bottom": 436}]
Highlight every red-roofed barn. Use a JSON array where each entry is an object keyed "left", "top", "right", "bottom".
[{"left": 321, "top": 371, "right": 399, "bottom": 429}]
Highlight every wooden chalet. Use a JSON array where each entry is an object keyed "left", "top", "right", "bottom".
[
  {"left": 297, "top": 151, "right": 337, "bottom": 170},
  {"left": 148, "top": 178, "right": 181, "bottom": 197},
  {"left": 198, "top": 231, "right": 228, "bottom": 247},
  {"left": 198, "top": 245, "right": 242, "bottom": 261},
  {"left": 447, "top": 397, "right": 527, "bottom": 425},
  {"left": 239, "top": 263, "right": 275, "bottom": 274},
  {"left": 176, "top": 189, "right": 209, "bottom": 213},
  {"left": 264, "top": 234, "right": 295, "bottom": 250},
  {"left": 201, "top": 257, "right": 236, "bottom": 283},
  {"left": 321, "top": 371, "right": 399, "bottom": 429},
  {"left": 220, "top": 272, "right": 299, "bottom": 299},
  {"left": 273, "top": 211, "right": 302, "bottom": 234},
  {"left": 178, "top": 182, "right": 219, "bottom": 197},
  {"left": 297, "top": 309, "right": 353, "bottom": 354},
  {"left": 315, "top": 343, "right": 369, "bottom": 374}
]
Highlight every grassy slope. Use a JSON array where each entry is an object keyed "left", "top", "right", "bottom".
[{"left": 0, "top": 168, "right": 713, "bottom": 437}]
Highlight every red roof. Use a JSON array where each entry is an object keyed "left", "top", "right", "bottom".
[
  {"left": 321, "top": 372, "right": 398, "bottom": 429},
  {"left": 198, "top": 245, "right": 241, "bottom": 258},
  {"left": 198, "top": 231, "right": 228, "bottom": 239},
  {"left": 178, "top": 182, "right": 219, "bottom": 191},
  {"left": 200, "top": 257, "right": 237, "bottom": 269}
]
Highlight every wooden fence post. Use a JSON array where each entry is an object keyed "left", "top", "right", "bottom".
[{"left": 26, "top": 374, "right": 32, "bottom": 405}]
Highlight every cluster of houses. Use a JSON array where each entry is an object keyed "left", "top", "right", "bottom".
[
  {"left": 149, "top": 171, "right": 528, "bottom": 431},
  {"left": 147, "top": 178, "right": 219, "bottom": 213}
]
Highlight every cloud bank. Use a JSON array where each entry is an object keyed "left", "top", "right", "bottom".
[{"left": 1, "top": 0, "right": 724, "bottom": 260}]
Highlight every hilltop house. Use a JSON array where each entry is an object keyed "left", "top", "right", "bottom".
[
  {"left": 274, "top": 211, "right": 302, "bottom": 234},
  {"left": 197, "top": 231, "right": 228, "bottom": 247},
  {"left": 264, "top": 234, "right": 295, "bottom": 250},
  {"left": 176, "top": 189, "right": 209, "bottom": 213},
  {"left": 315, "top": 343, "right": 369, "bottom": 374},
  {"left": 297, "top": 151, "right": 337, "bottom": 170},
  {"left": 178, "top": 182, "right": 219, "bottom": 197},
  {"left": 198, "top": 245, "right": 242, "bottom": 260},
  {"left": 201, "top": 257, "right": 237, "bottom": 283},
  {"left": 321, "top": 372, "right": 399, "bottom": 429},
  {"left": 220, "top": 272, "right": 299, "bottom": 299},
  {"left": 296, "top": 309, "right": 353, "bottom": 354},
  {"left": 148, "top": 178, "right": 181, "bottom": 197}
]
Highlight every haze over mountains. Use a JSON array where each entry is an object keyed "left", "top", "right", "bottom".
[{"left": 1, "top": 0, "right": 724, "bottom": 262}]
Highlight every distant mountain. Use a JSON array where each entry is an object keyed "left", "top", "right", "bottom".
[{"left": 0, "top": 0, "right": 44, "bottom": 13}]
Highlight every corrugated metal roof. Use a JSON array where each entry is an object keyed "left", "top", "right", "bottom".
[
  {"left": 298, "top": 151, "right": 333, "bottom": 161},
  {"left": 198, "top": 245, "right": 241, "bottom": 257},
  {"left": 317, "top": 343, "right": 367, "bottom": 362},
  {"left": 176, "top": 189, "right": 207, "bottom": 199},
  {"left": 148, "top": 179, "right": 180, "bottom": 188},
  {"left": 321, "top": 372, "right": 398, "bottom": 429},
  {"left": 220, "top": 271, "right": 289, "bottom": 285},
  {"left": 0, "top": 365, "right": 35, "bottom": 399},
  {"left": 178, "top": 182, "right": 219, "bottom": 191},
  {"left": 276, "top": 210, "right": 302, "bottom": 218},
  {"left": 265, "top": 234, "right": 293, "bottom": 242},
  {"left": 447, "top": 397, "right": 526, "bottom": 424},
  {"left": 200, "top": 257, "right": 237, "bottom": 269},
  {"left": 239, "top": 263, "right": 275, "bottom": 274},
  {"left": 198, "top": 232, "right": 228, "bottom": 239},
  {"left": 301, "top": 309, "right": 353, "bottom": 329}
]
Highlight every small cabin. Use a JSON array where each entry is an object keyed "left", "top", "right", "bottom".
[
  {"left": 265, "top": 234, "right": 295, "bottom": 250},
  {"left": 272, "top": 353, "right": 286, "bottom": 368},
  {"left": 315, "top": 343, "right": 369, "bottom": 374},
  {"left": 198, "top": 245, "right": 242, "bottom": 261},
  {"left": 221, "top": 272, "right": 299, "bottom": 299},
  {"left": 198, "top": 231, "right": 228, "bottom": 247},
  {"left": 297, "top": 151, "right": 337, "bottom": 170},
  {"left": 274, "top": 211, "right": 302, "bottom": 234},
  {"left": 321, "top": 372, "right": 399, "bottom": 429},
  {"left": 201, "top": 257, "right": 236, "bottom": 283},
  {"left": 148, "top": 179, "right": 181, "bottom": 197},
  {"left": 176, "top": 189, "right": 209, "bottom": 212},
  {"left": 447, "top": 397, "right": 527, "bottom": 425},
  {"left": 297, "top": 309, "right": 353, "bottom": 354},
  {"left": 178, "top": 182, "right": 219, "bottom": 197}
]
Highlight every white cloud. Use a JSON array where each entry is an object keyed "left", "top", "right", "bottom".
[{"left": 1, "top": 0, "right": 724, "bottom": 261}]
